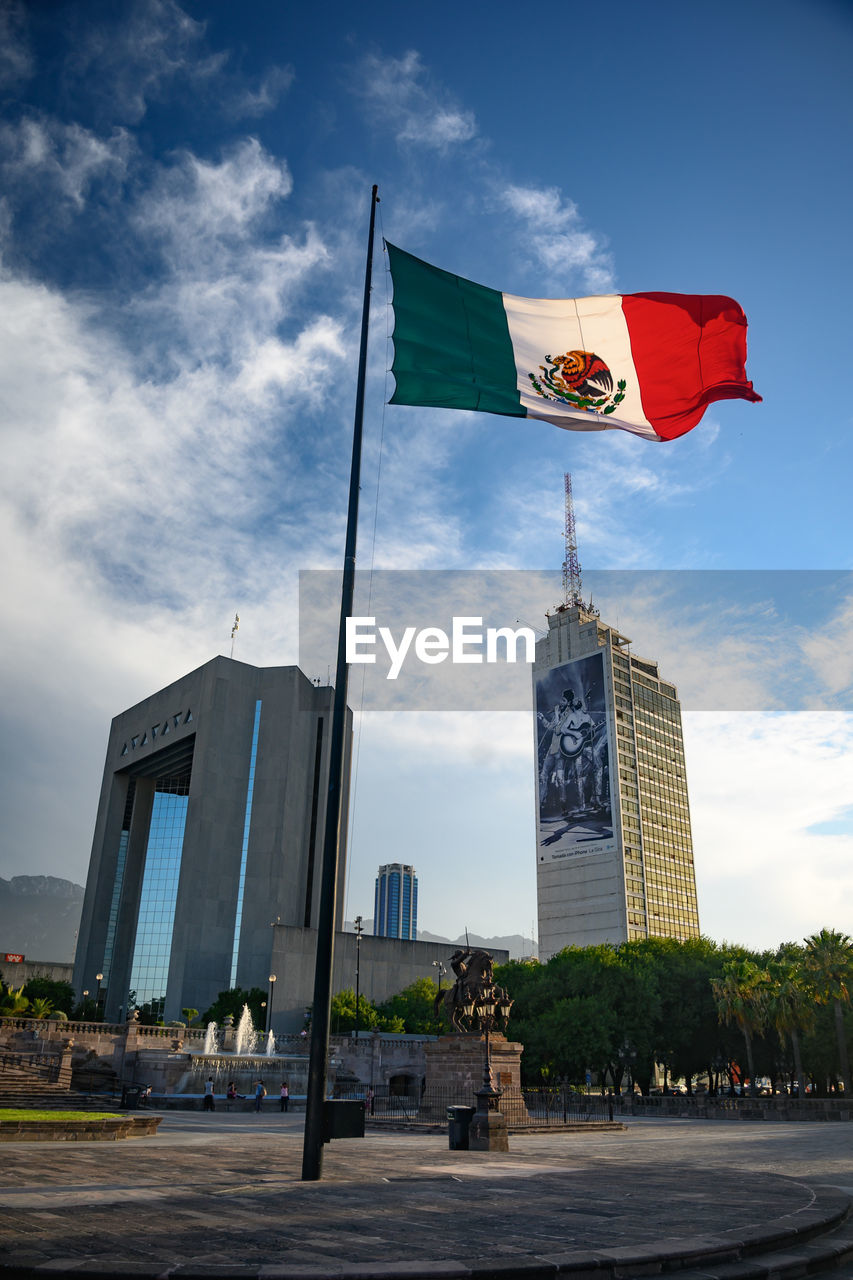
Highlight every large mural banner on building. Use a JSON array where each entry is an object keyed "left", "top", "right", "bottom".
[{"left": 535, "top": 651, "right": 616, "bottom": 860}]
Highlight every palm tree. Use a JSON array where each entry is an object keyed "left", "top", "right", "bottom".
[
  {"left": 27, "top": 996, "right": 54, "bottom": 1019},
  {"left": 766, "top": 955, "right": 813, "bottom": 1095},
  {"left": 0, "top": 981, "right": 30, "bottom": 1016},
  {"left": 712, "top": 960, "right": 767, "bottom": 1096},
  {"left": 804, "top": 928, "right": 853, "bottom": 1095}
]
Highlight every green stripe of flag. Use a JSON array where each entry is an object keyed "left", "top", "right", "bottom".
[{"left": 387, "top": 243, "right": 524, "bottom": 416}]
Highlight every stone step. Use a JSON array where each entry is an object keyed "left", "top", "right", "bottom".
[
  {"left": 668, "top": 1211, "right": 853, "bottom": 1280},
  {"left": 0, "top": 1083, "right": 60, "bottom": 1095}
]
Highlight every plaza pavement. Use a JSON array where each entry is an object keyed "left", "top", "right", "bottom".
[{"left": 3, "top": 1112, "right": 853, "bottom": 1279}]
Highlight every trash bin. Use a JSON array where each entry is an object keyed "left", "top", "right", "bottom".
[
  {"left": 121, "top": 1085, "right": 141, "bottom": 1110},
  {"left": 322, "top": 1099, "right": 366, "bottom": 1141},
  {"left": 447, "top": 1105, "right": 476, "bottom": 1150}
]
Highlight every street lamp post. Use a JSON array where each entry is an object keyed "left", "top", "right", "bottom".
[
  {"left": 353, "top": 916, "right": 363, "bottom": 1041},
  {"left": 95, "top": 973, "right": 103, "bottom": 1016},
  {"left": 266, "top": 975, "right": 277, "bottom": 1036},
  {"left": 432, "top": 960, "right": 446, "bottom": 1032},
  {"left": 465, "top": 978, "right": 513, "bottom": 1153}
]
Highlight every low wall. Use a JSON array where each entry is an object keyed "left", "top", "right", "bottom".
[
  {"left": 631, "top": 1094, "right": 853, "bottom": 1121},
  {"left": 332, "top": 1032, "right": 434, "bottom": 1092},
  {"left": 0, "top": 1019, "right": 437, "bottom": 1097},
  {"left": 0, "top": 1114, "right": 162, "bottom": 1141}
]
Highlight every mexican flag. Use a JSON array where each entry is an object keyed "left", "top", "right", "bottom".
[{"left": 386, "top": 243, "right": 761, "bottom": 443}]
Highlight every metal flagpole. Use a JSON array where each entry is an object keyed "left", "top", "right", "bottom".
[{"left": 301, "top": 184, "right": 379, "bottom": 1182}]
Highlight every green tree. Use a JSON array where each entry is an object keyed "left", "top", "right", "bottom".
[
  {"left": 378, "top": 978, "right": 441, "bottom": 1034},
  {"left": 330, "top": 988, "right": 404, "bottom": 1034},
  {"left": 182, "top": 1007, "right": 200, "bottom": 1026},
  {"left": 0, "top": 981, "right": 29, "bottom": 1015},
  {"left": 27, "top": 996, "right": 54, "bottom": 1018},
  {"left": 21, "top": 977, "right": 75, "bottom": 1017},
  {"left": 766, "top": 946, "right": 814, "bottom": 1094},
  {"left": 712, "top": 959, "right": 767, "bottom": 1095},
  {"left": 498, "top": 945, "right": 658, "bottom": 1091},
  {"left": 804, "top": 928, "right": 853, "bottom": 1095},
  {"left": 647, "top": 936, "right": 728, "bottom": 1093},
  {"left": 201, "top": 987, "right": 268, "bottom": 1029}
]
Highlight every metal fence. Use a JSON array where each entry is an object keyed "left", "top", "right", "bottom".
[{"left": 333, "top": 1084, "right": 614, "bottom": 1126}]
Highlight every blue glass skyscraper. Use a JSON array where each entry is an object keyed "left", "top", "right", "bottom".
[{"left": 373, "top": 863, "right": 418, "bottom": 941}]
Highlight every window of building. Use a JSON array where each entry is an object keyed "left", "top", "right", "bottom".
[{"left": 128, "top": 773, "right": 191, "bottom": 1012}]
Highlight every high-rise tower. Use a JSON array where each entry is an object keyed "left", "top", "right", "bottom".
[
  {"left": 373, "top": 863, "right": 418, "bottom": 941},
  {"left": 533, "top": 479, "right": 699, "bottom": 958}
]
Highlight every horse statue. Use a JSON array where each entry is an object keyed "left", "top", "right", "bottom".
[{"left": 434, "top": 948, "right": 512, "bottom": 1033}]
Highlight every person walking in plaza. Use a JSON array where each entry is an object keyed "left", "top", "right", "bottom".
[
  {"left": 254, "top": 1079, "right": 266, "bottom": 1112},
  {"left": 203, "top": 1077, "right": 215, "bottom": 1112},
  {"left": 280, "top": 1081, "right": 289, "bottom": 1112}
]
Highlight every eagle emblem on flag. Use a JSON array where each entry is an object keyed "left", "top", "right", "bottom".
[{"left": 529, "top": 350, "right": 627, "bottom": 415}]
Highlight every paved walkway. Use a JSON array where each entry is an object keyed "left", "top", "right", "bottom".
[{"left": 3, "top": 1113, "right": 853, "bottom": 1277}]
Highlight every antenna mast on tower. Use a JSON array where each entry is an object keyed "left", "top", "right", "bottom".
[
  {"left": 561, "top": 472, "right": 582, "bottom": 608},
  {"left": 559, "top": 473, "right": 599, "bottom": 617}
]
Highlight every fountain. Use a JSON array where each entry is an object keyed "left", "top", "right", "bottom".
[
  {"left": 130, "top": 1004, "right": 313, "bottom": 1104},
  {"left": 233, "top": 1005, "right": 257, "bottom": 1056}
]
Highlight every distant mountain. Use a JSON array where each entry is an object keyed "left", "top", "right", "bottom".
[
  {"left": 0, "top": 876, "right": 83, "bottom": 962},
  {"left": 419, "top": 929, "right": 538, "bottom": 962},
  {"left": 345, "top": 920, "right": 537, "bottom": 962}
]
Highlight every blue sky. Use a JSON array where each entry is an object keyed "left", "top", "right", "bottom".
[{"left": 1, "top": 0, "right": 852, "bottom": 953}]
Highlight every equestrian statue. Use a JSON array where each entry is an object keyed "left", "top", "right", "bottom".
[{"left": 434, "top": 947, "right": 513, "bottom": 1034}]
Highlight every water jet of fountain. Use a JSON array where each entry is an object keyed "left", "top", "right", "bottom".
[
  {"left": 234, "top": 1004, "right": 256, "bottom": 1056},
  {"left": 265, "top": 1029, "right": 276, "bottom": 1056},
  {"left": 203, "top": 1022, "right": 218, "bottom": 1055}
]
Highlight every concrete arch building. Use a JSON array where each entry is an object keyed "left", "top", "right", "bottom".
[{"left": 73, "top": 657, "right": 348, "bottom": 1024}]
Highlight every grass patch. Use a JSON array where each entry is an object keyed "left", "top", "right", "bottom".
[{"left": 0, "top": 1110, "right": 119, "bottom": 1122}]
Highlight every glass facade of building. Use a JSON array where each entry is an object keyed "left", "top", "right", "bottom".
[
  {"left": 128, "top": 773, "right": 191, "bottom": 1015},
  {"left": 101, "top": 779, "right": 136, "bottom": 989},
  {"left": 230, "top": 699, "right": 262, "bottom": 986},
  {"left": 373, "top": 863, "right": 418, "bottom": 940}
]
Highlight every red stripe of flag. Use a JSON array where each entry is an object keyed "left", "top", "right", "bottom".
[{"left": 622, "top": 292, "right": 762, "bottom": 441}]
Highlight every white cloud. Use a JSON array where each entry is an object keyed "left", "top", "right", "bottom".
[
  {"left": 501, "top": 183, "right": 615, "bottom": 294},
  {"left": 0, "top": 117, "right": 132, "bottom": 209},
  {"left": 126, "top": 140, "right": 332, "bottom": 364},
  {"left": 65, "top": 0, "right": 225, "bottom": 125},
  {"left": 684, "top": 712, "right": 853, "bottom": 948},
  {"left": 356, "top": 51, "right": 477, "bottom": 151},
  {"left": 0, "top": 126, "right": 360, "bottom": 886},
  {"left": 231, "top": 65, "right": 295, "bottom": 119},
  {"left": 798, "top": 592, "right": 853, "bottom": 698},
  {"left": 140, "top": 138, "right": 293, "bottom": 246},
  {"left": 398, "top": 108, "right": 477, "bottom": 149}
]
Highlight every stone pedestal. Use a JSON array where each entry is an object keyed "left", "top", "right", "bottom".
[
  {"left": 468, "top": 1100, "right": 509, "bottom": 1152},
  {"left": 423, "top": 1034, "right": 529, "bottom": 1124}
]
